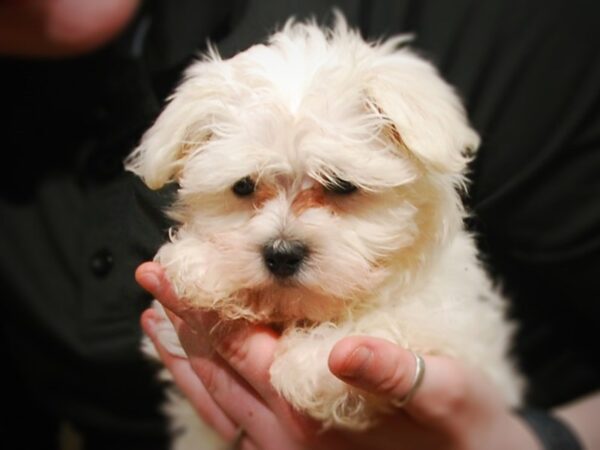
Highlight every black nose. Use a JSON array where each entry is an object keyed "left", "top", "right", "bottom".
[{"left": 263, "top": 240, "right": 308, "bottom": 278}]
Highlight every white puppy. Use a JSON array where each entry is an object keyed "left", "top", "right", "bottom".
[{"left": 126, "top": 15, "right": 522, "bottom": 449}]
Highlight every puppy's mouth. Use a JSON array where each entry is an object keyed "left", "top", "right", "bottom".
[
  {"left": 239, "top": 283, "right": 346, "bottom": 324},
  {"left": 270, "top": 277, "right": 302, "bottom": 289}
]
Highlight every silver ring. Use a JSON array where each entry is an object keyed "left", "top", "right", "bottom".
[{"left": 391, "top": 351, "right": 426, "bottom": 408}]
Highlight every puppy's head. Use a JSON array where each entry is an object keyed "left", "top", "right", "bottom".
[{"left": 126, "top": 17, "right": 479, "bottom": 323}]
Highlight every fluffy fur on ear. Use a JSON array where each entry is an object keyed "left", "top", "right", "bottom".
[
  {"left": 366, "top": 42, "right": 480, "bottom": 174},
  {"left": 124, "top": 47, "right": 225, "bottom": 189}
]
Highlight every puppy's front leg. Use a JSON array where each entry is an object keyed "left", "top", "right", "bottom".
[
  {"left": 270, "top": 324, "right": 385, "bottom": 430},
  {"left": 155, "top": 233, "right": 240, "bottom": 311}
]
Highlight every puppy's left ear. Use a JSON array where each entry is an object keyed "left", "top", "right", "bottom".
[
  {"left": 125, "top": 58, "right": 218, "bottom": 190},
  {"left": 368, "top": 49, "right": 480, "bottom": 174}
]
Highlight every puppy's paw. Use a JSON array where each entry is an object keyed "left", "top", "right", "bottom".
[{"left": 270, "top": 326, "right": 384, "bottom": 430}]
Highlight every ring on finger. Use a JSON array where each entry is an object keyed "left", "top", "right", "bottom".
[{"left": 391, "top": 351, "right": 426, "bottom": 408}]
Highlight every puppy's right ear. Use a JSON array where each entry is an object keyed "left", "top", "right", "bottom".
[
  {"left": 125, "top": 60, "right": 217, "bottom": 190},
  {"left": 366, "top": 45, "right": 480, "bottom": 175}
]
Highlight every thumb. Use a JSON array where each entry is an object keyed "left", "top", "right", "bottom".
[
  {"left": 135, "top": 261, "right": 209, "bottom": 329},
  {"left": 328, "top": 336, "right": 474, "bottom": 426}
]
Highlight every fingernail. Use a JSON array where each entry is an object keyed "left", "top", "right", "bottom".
[
  {"left": 340, "top": 346, "right": 372, "bottom": 378},
  {"left": 140, "top": 270, "right": 160, "bottom": 292}
]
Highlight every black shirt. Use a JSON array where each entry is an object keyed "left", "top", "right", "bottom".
[{"left": 1, "top": 0, "right": 599, "bottom": 448}]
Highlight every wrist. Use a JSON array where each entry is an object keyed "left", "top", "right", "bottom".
[{"left": 486, "top": 411, "right": 542, "bottom": 450}]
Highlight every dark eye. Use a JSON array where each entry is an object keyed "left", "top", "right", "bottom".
[
  {"left": 325, "top": 177, "right": 358, "bottom": 195},
  {"left": 232, "top": 176, "right": 255, "bottom": 196}
]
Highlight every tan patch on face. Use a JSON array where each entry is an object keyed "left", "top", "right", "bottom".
[
  {"left": 252, "top": 182, "right": 278, "bottom": 209},
  {"left": 291, "top": 185, "right": 327, "bottom": 215}
]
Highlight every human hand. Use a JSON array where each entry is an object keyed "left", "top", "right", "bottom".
[{"left": 136, "top": 261, "right": 540, "bottom": 450}]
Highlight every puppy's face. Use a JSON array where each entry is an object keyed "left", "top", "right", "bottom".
[{"left": 126, "top": 21, "right": 479, "bottom": 323}]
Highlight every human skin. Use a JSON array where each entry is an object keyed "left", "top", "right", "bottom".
[
  {"left": 136, "top": 261, "right": 546, "bottom": 450},
  {"left": 0, "top": 0, "right": 140, "bottom": 57}
]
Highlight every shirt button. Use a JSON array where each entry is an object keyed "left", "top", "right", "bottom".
[{"left": 90, "top": 249, "right": 114, "bottom": 277}]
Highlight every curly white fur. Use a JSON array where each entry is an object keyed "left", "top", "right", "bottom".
[{"left": 127, "top": 14, "right": 522, "bottom": 449}]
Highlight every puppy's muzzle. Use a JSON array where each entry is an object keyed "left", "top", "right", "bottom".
[{"left": 263, "top": 240, "right": 308, "bottom": 278}]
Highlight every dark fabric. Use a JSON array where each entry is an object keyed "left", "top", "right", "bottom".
[
  {"left": 517, "top": 408, "right": 583, "bottom": 450},
  {"left": 0, "top": 1, "right": 234, "bottom": 449},
  {"left": 1, "top": 0, "right": 599, "bottom": 448}
]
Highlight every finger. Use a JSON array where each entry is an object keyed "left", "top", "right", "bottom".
[
  {"left": 138, "top": 263, "right": 322, "bottom": 443},
  {"left": 182, "top": 323, "right": 306, "bottom": 450},
  {"left": 136, "top": 262, "right": 214, "bottom": 330},
  {"left": 137, "top": 266, "right": 283, "bottom": 419},
  {"left": 329, "top": 336, "right": 477, "bottom": 427},
  {"left": 145, "top": 309, "right": 301, "bottom": 449},
  {"left": 136, "top": 262, "right": 179, "bottom": 304},
  {"left": 137, "top": 265, "right": 297, "bottom": 418},
  {"left": 141, "top": 308, "right": 238, "bottom": 439},
  {"left": 201, "top": 317, "right": 318, "bottom": 434},
  {"left": 138, "top": 262, "right": 283, "bottom": 405}
]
